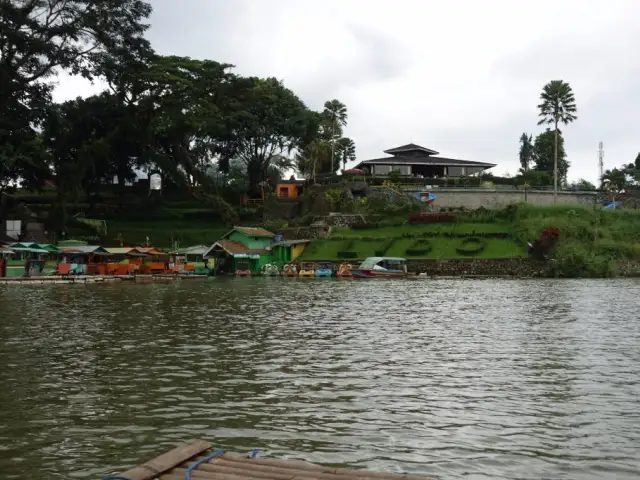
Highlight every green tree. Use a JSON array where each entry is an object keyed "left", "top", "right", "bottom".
[
  {"left": 0, "top": 0, "right": 152, "bottom": 197},
  {"left": 299, "top": 140, "right": 331, "bottom": 183},
  {"left": 519, "top": 133, "right": 534, "bottom": 172},
  {"left": 322, "top": 99, "right": 348, "bottom": 173},
  {"left": 335, "top": 137, "right": 357, "bottom": 171},
  {"left": 601, "top": 168, "right": 628, "bottom": 192},
  {"left": 227, "top": 77, "right": 310, "bottom": 196},
  {"left": 570, "top": 179, "right": 597, "bottom": 191},
  {"left": 537, "top": 80, "right": 577, "bottom": 201},
  {"left": 140, "top": 56, "right": 238, "bottom": 189},
  {"left": 533, "top": 129, "right": 569, "bottom": 185}
]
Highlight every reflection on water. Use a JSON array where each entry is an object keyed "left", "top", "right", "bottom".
[{"left": 1, "top": 278, "right": 639, "bottom": 479}]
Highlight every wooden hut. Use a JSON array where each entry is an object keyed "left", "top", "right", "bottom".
[{"left": 58, "top": 245, "right": 111, "bottom": 275}]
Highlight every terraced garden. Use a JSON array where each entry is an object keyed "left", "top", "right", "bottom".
[{"left": 301, "top": 222, "right": 527, "bottom": 261}]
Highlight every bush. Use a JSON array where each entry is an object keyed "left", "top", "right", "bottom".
[
  {"left": 405, "top": 239, "right": 433, "bottom": 256},
  {"left": 549, "top": 242, "right": 617, "bottom": 278},
  {"left": 337, "top": 251, "right": 358, "bottom": 259},
  {"left": 455, "top": 237, "right": 487, "bottom": 256},
  {"left": 408, "top": 212, "right": 456, "bottom": 224}
]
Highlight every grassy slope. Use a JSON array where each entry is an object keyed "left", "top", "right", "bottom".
[
  {"left": 86, "top": 199, "right": 229, "bottom": 248},
  {"left": 301, "top": 205, "right": 640, "bottom": 263}
]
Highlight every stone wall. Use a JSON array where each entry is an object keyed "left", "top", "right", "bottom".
[
  {"left": 407, "top": 258, "right": 640, "bottom": 278},
  {"left": 407, "top": 258, "right": 548, "bottom": 277},
  {"left": 617, "top": 261, "right": 640, "bottom": 277},
  {"left": 279, "top": 226, "right": 329, "bottom": 240},
  {"left": 430, "top": 189, "right": 597, "bottom": 210}
]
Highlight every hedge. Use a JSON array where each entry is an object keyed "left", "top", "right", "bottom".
[
  {"left": 351, "top": 222, "right": 379, "bottom": 229},
  {"left": 337, "top": 251, "right": 358, "bottom": 258},
  {"left": 455, "top": 237, "right": 487, "bottom": 256},
  {"left": 405, "top": 239, "right": 433, "bottom": 256},
  {"left": 374, "top": 238, "right": 396, "bottom": 256},
  {"left": 408, "top": 212, "right": 456, "bottom": 224}
]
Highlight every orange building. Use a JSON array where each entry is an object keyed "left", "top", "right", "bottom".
[{"left": 275, "top": 180, "right": 304, "bottom": 199}]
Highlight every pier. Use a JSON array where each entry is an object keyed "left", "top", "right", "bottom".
[
  {"left": 101, "top": 439, "right": 431, "bottom": 480},
  {"left": 0, "top": 274, "right": 209, "bottom": 285}
]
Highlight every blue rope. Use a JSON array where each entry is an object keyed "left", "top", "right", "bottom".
[
  {"left": 249, "top": 448, "right": 260, "bottom": 458},
  {"left": 185, "top": 449, "right": 225, "bottom": 480},
  {"left": 101, "top": 476, "right": 133, "bottom": 480}
]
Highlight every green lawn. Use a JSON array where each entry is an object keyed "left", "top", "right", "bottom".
[{"left": 299, "top": 236, "right": 526, "bottom": 261}]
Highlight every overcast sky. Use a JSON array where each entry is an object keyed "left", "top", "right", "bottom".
[{"left": 54, "top": 0, "right": 640, "bottom": 184}]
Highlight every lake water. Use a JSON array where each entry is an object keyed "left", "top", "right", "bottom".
[{"left": 1, "top": 278, "right": 639, "bottom": 479}]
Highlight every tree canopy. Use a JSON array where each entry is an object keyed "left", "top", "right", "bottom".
[
  {"left": 535, "top": 80, "right": 577, "bottom": 195},
  {"left": 532, "top": 129, "right": 569, "bottom": 184},
  {"left": 0, "top": 0, "right": 358, "bottom": 232}
]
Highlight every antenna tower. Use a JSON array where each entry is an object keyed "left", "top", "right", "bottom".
[{"left": 598, "top": 141, "right": 604, "bottom": 180}]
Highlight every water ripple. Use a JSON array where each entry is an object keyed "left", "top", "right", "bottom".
[{"left": 0, "top": 278, "right": 639, "bottom": 479}]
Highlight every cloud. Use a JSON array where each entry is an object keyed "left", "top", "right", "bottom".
[{"left": 52, "top": 0, "right": 640, "bottom": 184}]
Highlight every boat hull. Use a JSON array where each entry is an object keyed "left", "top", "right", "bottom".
[{"left": 351, "top": 269, "right": 406, "bottom": 278}]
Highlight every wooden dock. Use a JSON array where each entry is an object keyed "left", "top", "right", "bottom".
[
  {"left": 102, "top": 439, "right": 432, "bottom": 480},
  {"left": 0, "top": 274, "right": 209, "bottom": 285}
]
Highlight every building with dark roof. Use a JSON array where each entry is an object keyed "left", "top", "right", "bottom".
[{"left": 353, "top": 143, "right": 496, "bottom": 178}]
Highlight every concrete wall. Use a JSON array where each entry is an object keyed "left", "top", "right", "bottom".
[{"left": 430, "top": 189, "right": 597, "bottom": 209}]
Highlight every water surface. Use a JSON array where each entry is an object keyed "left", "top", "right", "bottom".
[{"left": 1, "top": 278, "right": 639, "bottom": 479}]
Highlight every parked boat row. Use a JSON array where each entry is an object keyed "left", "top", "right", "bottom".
[{"left": 240, "top": 257, "right": 408, "bottom": 278}]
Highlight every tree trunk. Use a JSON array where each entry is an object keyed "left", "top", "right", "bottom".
[
  {"left": 247, "top": 159, "right": 263, "bottom": 198},
  {"left": 553, "top": 119, "right": 559, "bottom": 203},
  {"left": 330, "top": 121, "right": 335, "bottom": 173}
]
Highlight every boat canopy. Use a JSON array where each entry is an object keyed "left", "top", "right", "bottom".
[{"left": 358, "top": 256, "right": 406, "bottom": 269}]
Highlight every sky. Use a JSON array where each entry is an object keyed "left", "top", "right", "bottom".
[{"left": 53, "top": 0, "right": 640, "bottom": 184}]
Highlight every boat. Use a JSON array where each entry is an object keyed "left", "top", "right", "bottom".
[
  {"left": 281, "top": 263, "right": 298, "bottom": 277},
  {"left": 235, "top": 260, "right": 251, "bottom": 277},
  {"left": 261, "top": 263, "right": 280, "bottom": 276},
  {"left": 337, "top": 262, "right": 352, "bottom": 277},
  {"left": 351, "top": 257, "right": 408, "bottom": 278},
  {"left": 298, "top": 262, "right": 316, "bottom": 277},
  {"left": 315, "top": 262, "right": 333, "bottom": 277}
]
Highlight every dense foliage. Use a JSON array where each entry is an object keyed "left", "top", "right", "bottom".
[{"left": 0, "top": 0, "right": 357, "bottom": 232}]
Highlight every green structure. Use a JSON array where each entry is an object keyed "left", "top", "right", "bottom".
[
  {"left": 203, "top": 226, "right": 275, "bottom": 275},
  {"left": 202, "top": 227, "right": 312, "bottom": 275}
]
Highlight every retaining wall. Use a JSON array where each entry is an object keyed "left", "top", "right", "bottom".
[
  {"left": 431, "top": 189, "right": 597, "bottom": 209},
  {"left": 407, "top": 258, "right": 548, "bottom": 277}
]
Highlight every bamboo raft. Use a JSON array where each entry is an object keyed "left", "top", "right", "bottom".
[{"left": 102, "top": 439, "right": 432, "bottom": 480}]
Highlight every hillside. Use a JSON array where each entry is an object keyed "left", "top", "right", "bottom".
[{"left": 299, "top": 205, "right": 640, "bottom": 277}]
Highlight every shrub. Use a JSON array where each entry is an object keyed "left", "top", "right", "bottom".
[
  {"left": 337, "top": 251, "right": 358, "bottom": 259},
  {"left": 408, "top": 212, "right": 456, "bottom": 224},
  {"left": 405, "top": 239, "right": 433, "bottom": 256},
  {"left": 455, "top": 237, "right": 487, "bottom": 256}
]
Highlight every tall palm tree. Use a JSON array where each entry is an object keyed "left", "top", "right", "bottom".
[
  {"left": 323, "top": 100, "right": 348, "bottom": 173},
  {"left": 537, "top": 80, "right": 577, "bottom": 202}
]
